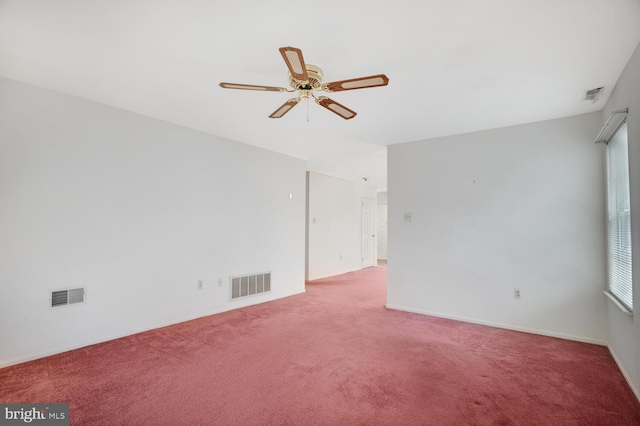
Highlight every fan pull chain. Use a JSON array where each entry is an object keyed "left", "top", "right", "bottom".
[{"left": 306, "top": 97, "right": 310, "bottom": 122}]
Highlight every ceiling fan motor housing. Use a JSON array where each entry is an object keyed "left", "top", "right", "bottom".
[{"left": 289, "top": 64, "right": 323, "bottom": 92}]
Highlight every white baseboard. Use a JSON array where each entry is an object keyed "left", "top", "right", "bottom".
[
  {"left": 385, "top": 304, "right": 608, "bottom": 346},
  {"left": 607, "top": 345, "right": 640, "bottom": 403},
  {"left": 0, "top": 289, "right": 306, "bottom": 369}
]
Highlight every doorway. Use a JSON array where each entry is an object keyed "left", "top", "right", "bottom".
[
  {"left": 361, "top": 197, "right": 376, "bottom": 268},
  {"left": 377, "top": 197, "right": 387, "bottom": 264}
]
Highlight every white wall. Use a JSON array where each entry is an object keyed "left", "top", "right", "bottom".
[
  {"left": 306, "top": 172, "right": 377, "bottom": 280},
  {"left": 603, "top": 42, "right": 640, "bottom": 400},
  {"left": 0, "top": 78, "right": 306, "bottom": 367},
  {"left": 387, "top": 112, "right": 607, "bottom": 344}
]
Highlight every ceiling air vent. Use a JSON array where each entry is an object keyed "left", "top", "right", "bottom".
[
  {"left": 51, "top": 287, "right": 85, "bottom": 308},
  {"left": 584, "top": 87, "right": 604, "bottom": 103}
]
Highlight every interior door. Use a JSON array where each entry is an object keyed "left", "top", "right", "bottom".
[
  {"left": 361, "top": 197, "right": 376, "bottom": 268},
  {"left": 377, "top": 202, "right": 387, "bottom": 260}
]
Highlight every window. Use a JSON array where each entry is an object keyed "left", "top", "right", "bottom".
[{"left": 605, "top": 120, "right": 633, "bottom": 313}]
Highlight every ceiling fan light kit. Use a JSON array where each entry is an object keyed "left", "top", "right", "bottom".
[{"left": 219, "top": 46, "right": 389, "bottom": 120}]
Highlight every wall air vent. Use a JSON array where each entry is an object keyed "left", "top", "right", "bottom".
[
  {"left": 230, "top": 272, "right": 271, "bottom": 301},
  {"left": 583, "top": 86, "right": 604, "bottom": 103},
  {"left": 51, "top": 287, "right": 85, "bottom": 308}
]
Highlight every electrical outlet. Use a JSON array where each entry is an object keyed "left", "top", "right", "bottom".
[
  {"left": 198, "top": 279, "right": 203, "bottom": 290},
  {"left": 514, "top": 288, "right": 521, "bottom": 299},
  {"left": 217, "top": 278, "right": 223, "bottom": 287}
]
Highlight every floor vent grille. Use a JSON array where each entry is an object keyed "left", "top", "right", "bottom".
[
  {"left": 231, "top": 272, "right": 271, "bottom": 301},
  {"left": 51, "top": 287, "right": 85, "bottom": 308}
]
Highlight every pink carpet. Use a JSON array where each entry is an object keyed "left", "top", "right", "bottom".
[{"left": 1, "top": 267, "right": 639, "bottom": 425}]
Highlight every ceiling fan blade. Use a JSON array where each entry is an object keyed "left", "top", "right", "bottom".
[
  {"left": 316, "top": 97, "right": 357, "bottom": 120},
  {"left": 269, "top": 98, "right": 300, "bottom": 119},
  {"left": 323, "top": 74, "right": 389, "bottom": 92},
  {"left": 279, "top": 47, "right": 309, "bottom": 82},
  {"left": 219, "top": 82, "right": 289, "bottom": 92}
]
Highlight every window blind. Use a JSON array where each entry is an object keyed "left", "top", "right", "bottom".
[{"left": 606, "top": 122, "right": 633, "bottom": 312}]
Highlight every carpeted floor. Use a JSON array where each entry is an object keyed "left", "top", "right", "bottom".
[{"left": 1, "top": 267, "right": 639, "bottom": 425}]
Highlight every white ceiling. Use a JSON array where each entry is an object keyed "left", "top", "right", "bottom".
[{"left": 1, "top": 1, "right": 639, "bottom": 191}]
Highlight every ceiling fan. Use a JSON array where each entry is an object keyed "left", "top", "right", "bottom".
[{"left": 219, "top": 46, "right": 389, "bottom": 120}]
